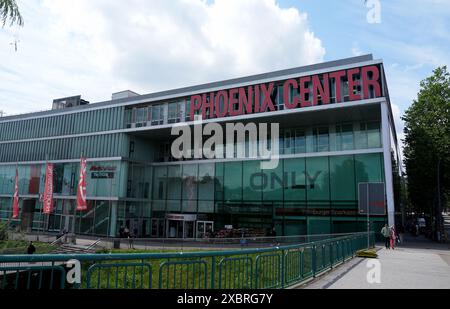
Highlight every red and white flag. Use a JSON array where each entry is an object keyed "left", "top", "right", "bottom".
[
  {"left": 76, "top": 157, "right": 87, "bottom": 211},
  {"left": 42, "top": 163, "right": 54, "bottom": 214},
  {"left": 12, "top": 167, "right": 19, "bottom": 219}
]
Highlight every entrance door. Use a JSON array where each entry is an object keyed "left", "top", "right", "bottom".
[
  {"left": 151, "top": 219, "right": 165, "bottom": 238},
  {"left": 184, "top": 221, "right": 194, "bottom": 239},
  {"left": 196, "top": 221, "right": 214, "bottom": 238},
  {"left": 166, "top": 220, "right": 196, "bottom": 239}
]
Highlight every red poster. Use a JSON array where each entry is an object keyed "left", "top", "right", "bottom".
[
  {"left": 76, "top": 157, "right": 87, "bottom": 211},
  {"left": 42, "top": 163, "right": 54, "bottom": 214},
  {"left": 12, "top": 167, "right": 19, "bottom": 219}
]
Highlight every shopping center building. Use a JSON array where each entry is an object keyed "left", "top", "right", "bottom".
[{"left": 0, "top": 54, "right": 401, "bottom": 239}]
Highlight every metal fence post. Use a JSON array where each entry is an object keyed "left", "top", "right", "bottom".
[
  {"left": 281, "top": 249, "right": 285, "bottom": 289},
  {"left": 330, "top": 243, "right": 333, "bottom": 269},
  {"left": 312, "top": 245, "right": 317, "bottom": 277},
  {"left": 210, "top": 256, "right": 216, "bottom": 289}
]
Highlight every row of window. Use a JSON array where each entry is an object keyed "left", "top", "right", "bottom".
[
  {"left": 0, "top": 107, "right": 124, "bottom": 142},
  {"left": 155, "top": 121, "right": 382, "bottom": 162},
  {"left": 0, "top": 133, "right": 127, "bottom": 162}
]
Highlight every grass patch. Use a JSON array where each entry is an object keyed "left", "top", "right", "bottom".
[
  {"left": 80, "top": 247, "right": 319, "bottom": 289},
  {"left": 0, "top": 240, "right": 56, "bottom": 255}
]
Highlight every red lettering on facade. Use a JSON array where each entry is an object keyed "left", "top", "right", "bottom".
[
  {"left": 215, "top": 91, "right": 229, "bottom": 118},
  {"left": 189, "top": 65, "right": 383, "bottom": 121},
  {"left": 202, "top": 93, "right": 215, "bottom": 120},
  {"left": 299, "top": 76, "right": 312, "bottom": 108},
  {"left": 347, "top": 68, "right": 361, "bottom": 101},
  {"left": 362, "top": 65, "right": 381, "bottom": 99},
  {"left": 329, "top": 70, "right": 346, "bottom": 103},
  {"left": 284, "top": 79, "right": 298, "bottom": 109},
  {"left": 260, "top": 83, "right": 276, "bottom": 112},
  {"left": 229, "top": 88, "right": 241, "bottom": 116},
  {"left": 190, "top": 94, "right": 202, "bottom": 121},
  {"left": 239, "top": 87, "right": 253, "bottom": 114},
  {"left": 312, "top": 74, "right": 330, "bottom": 105}
]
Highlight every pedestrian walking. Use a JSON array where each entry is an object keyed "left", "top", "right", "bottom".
[
  {"left": 381, "top": 224, "right": 390, "bottom": 249},
  {"left": 390, "top": 226, "right": 396, "bottom": 250},
  {"left": 128, "top": 230, "right": 135, "bottom": 249}
]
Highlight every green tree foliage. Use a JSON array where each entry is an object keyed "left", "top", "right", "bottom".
[
  {"left": 0, "top": 0, "right": 23, "bottom": 27},
  {"left": 403, "top": 66, "right": 450, "bottom": 216}
]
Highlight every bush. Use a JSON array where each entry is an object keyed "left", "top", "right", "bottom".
[{"left": 0, "top": 222, "right": 9, "bottom": 241}]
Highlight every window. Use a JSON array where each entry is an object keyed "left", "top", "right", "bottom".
[
  {"left": 151, "top": 105, "right": 163, "bottom": 126},
  {"left": 185, "top": 100, "right": 191, "bottom": 122},
  {"left": 135, "top": 107, "right": 147, "bottom": 124},
  {"left": 336, "top": 124, "right": 354, "bottom": 151},
  {"left": 295, "top": 129, "right": 306, "bottom": 153},
  {"left": 367, "top": 122, "right": 381, "bottom": 148},
  {"left": 284, "top": 130, "right": 292, "bottom": 154},
  {"left": 313, "top": 127, "right": 329, "bottom": 152},
  {"left": 357, "top": 122, "right": 381, "bottom": 149},
  {"left": 168, "top": 102, "right": 181, "bottom": 124}
]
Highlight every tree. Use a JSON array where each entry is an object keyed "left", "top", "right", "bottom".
[
  {"left": 403, "top": 66, "right": 450, "bottom": 238},
  {"left": 0, "top": 0, "right": 23, "bottom": 27}
]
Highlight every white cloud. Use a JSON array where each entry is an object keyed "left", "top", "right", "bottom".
[{"left": 0, "top": 0, "right": 325, "bottom": 115}]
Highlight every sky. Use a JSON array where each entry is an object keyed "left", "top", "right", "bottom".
[{"left": 0, "top": 0, "right": 449, "bottom": 159}]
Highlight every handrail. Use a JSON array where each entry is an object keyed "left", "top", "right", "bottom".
[
  {"left": 85, "top": 239, "right": 102, "bottom": 251},
  {"left": 50, "top": 235, "right": 66, "bottom": 246}
]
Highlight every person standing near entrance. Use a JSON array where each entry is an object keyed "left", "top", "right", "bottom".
[{"left": 381, "top": 224, "right": 390, "bottom": 249}]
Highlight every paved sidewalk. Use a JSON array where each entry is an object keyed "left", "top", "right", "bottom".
[{"left": 304, "top": 245, "right": 450, "bottom": 289}]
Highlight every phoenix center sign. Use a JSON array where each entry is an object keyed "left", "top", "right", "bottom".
[{"left": 189, "top": 65, "right": 382, "bottom": 121}]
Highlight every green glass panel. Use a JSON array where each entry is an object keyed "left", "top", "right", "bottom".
[
  {"left": 198, "top": 163, "right": 215, "bottom": 201},
  {"left": 224, "top": 162, "right": 242, "bottom": 201},
  {"left": 167, "top": 166, "right": 181, "bottom": 200},
  {"left": 182, "top": 164, "right": 198, "bottom": 201},
  {"left": 284, "top": 158, "right": 306, "bottom": 202},
  {"left": 330, "top": 155, "right": 356, "bottom": 201},
  {"left": 243, "top": 160, "right": 261, "bottom": 201},
  {"left": 262, "top": 160, "right": 283, "bottom": 202},
  {"left": 355, "top": 153, "right": 383, "bottom": 184},
  {"left": 306, "top": 157, "right": 330, "bottom": 201}
]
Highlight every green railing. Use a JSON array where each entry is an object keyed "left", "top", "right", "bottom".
[{"left": 0, "top": 232, "right": 374, "bottom": 290}]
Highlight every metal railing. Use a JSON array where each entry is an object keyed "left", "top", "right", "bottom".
[{"left": 0, "top": 232, "right": 374, "bottom": 290}]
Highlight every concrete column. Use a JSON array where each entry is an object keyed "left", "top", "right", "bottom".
[
  {"left": 109, "top": 202, "right": 117, "bottom": 237},
  {"left": 381, "top": 101, "right": 395, "bottom": 227}
]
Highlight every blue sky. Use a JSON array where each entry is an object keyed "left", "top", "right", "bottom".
[
  {"left": 281, "top": 0, "right": 450, "bottom": 135},
  {"left": 0, "top": 0, "right": 449, "bottom": 157}
]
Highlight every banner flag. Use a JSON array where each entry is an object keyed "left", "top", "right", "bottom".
[
  {"left": 12, "top": 167, "right": 19, "bottom": 219},
  {"left": 76, "top": 157, "right": 87, "bottom": 211},
  {"left": 42, "top": 163, "right": 54, "bottom": 214}
]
